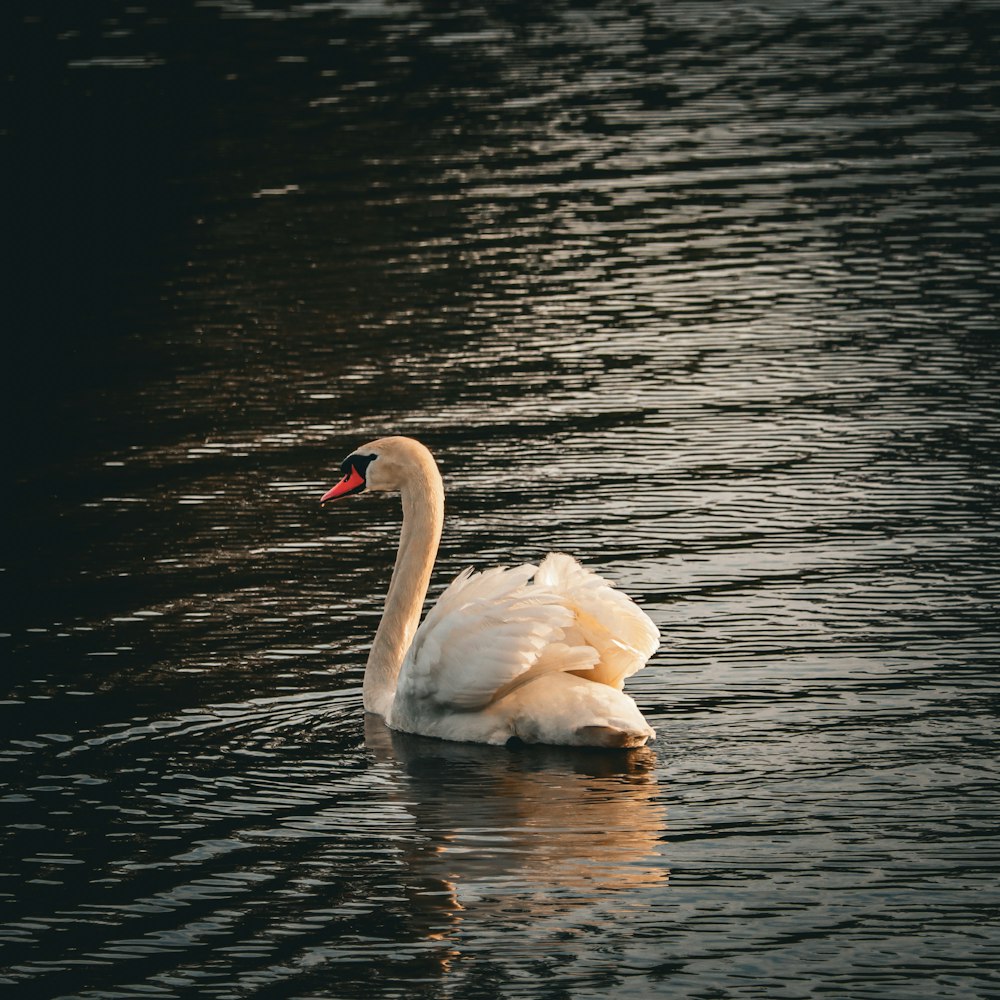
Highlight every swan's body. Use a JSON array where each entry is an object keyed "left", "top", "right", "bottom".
[{"left": 321, "top": 436, "right": 659, "bottom": 748}]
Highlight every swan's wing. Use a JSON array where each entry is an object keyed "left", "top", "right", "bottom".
[
  {"left": 533, "top": 553, "right": 660, "bottom": 689},
  {"left": 398, "top": 565, "right": 595, "bottom": 711}
]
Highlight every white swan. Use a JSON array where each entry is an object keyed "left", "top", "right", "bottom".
[{"left": 321, "top": 436, "right": 659, "bottom": 748}]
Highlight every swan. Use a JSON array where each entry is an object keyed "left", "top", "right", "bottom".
[{"left": 321, "top": 436, "right": 659, "bottom": 748}]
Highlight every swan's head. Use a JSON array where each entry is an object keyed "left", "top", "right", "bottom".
[{"left": 320, "top": 436, "right": 435, "bottom": 503}]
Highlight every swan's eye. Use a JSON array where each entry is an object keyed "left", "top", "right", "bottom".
[{"left": 339, "top": 452, "right": 377, "bottom": 478}]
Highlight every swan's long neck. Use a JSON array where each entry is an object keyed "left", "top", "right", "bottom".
[{"left": 363, "top": 455, "right": 443, "bottom": 717}]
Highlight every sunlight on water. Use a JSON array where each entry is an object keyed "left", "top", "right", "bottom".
[{"left": 4, "top": 0, "right": 1000, "bottom": 997}]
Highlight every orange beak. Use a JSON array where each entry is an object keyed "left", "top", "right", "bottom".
[{"left": 320, "top": 467, "right": 365, "bottom": 503}]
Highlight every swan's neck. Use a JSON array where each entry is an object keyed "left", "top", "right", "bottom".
[{"left": 364, "top": 459, "right": 443, "bottom": 717}]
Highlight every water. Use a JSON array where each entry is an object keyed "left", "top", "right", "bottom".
[{"left": 4, "top": 1, "right": 1000, "bottom": 997}]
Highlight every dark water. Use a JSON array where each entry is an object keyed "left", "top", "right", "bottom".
[{"left": 4, "top": 1, "right": 1000, "bottom": 997}]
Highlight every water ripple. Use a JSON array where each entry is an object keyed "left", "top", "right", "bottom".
[{"left": 5, "top": 0, "right": 1000, "bottom": 996}]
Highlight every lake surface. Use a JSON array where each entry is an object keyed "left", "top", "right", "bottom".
[{"left": 4, "top": 1, "right": 1000, "bottom": 997}]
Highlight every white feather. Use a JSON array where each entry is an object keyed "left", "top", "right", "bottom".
[{"left": 390, "top": 554, "right": 660, "bottom": 745}]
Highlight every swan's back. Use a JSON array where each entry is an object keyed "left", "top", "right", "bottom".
[{"left": 388, "top": 553, "right": 660, "bottom": 746}]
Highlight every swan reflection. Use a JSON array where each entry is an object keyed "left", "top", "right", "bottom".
[{"left": 364, "top": 716, "right": 669, "bottom": 926}]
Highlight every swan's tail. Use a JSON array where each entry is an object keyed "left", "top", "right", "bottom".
[{"left": 532, "top": 553, "right": 661, "bottom": 689}]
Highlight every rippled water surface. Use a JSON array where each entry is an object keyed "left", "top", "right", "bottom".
[{"left": 5, "top": 1, "right": 1000, "bottom": 997}]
